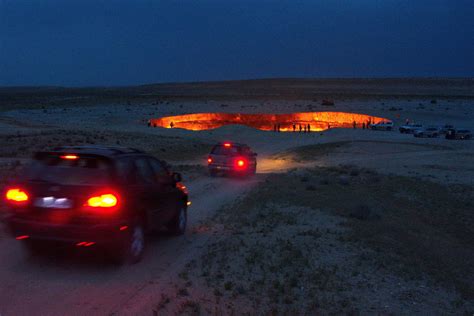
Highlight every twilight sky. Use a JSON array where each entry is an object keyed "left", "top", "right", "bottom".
[{"left": 0, "top": 0, "right": 473, "bottom": 86}]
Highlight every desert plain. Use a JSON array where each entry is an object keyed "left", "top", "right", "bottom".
[{"left": 0, "top": 78, "right": 473, "bottom": 315}]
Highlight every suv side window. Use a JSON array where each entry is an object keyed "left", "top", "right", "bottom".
[
  {"left": 148, "top": 158, "right": 168, "bottom": 177},
  {"left": 134, "top": 158, "right": 155, "bottom": 185},
  {"left": 241, "top": 146, "right": 251, "bottom": 155},
  {"left": 115, "top": 158, "right": 135, "bottom": 184}
]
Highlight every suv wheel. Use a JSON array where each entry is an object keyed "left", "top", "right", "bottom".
[
  {"left": 23, "top": 240, "right": 45, "bottom": 256},
  {"left": 168, "top": 205, "right": 187, "bottom": 235},
  {"left": 250, "top": 165, "right": 257, "bottom": 176},
  {"left": 113, "top": 220, "right": 145, "bottom": 264}
]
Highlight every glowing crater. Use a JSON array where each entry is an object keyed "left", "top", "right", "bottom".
[{"left": 149, "top": 112, "right": 389, "bottom": 132}]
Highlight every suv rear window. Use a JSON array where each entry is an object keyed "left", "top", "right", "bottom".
[
  {"left": 23, "top": 156, "right": 112, "bottom": 185},
  {"left": 211, "top": 145, "right": 241, "bottom": 156}
]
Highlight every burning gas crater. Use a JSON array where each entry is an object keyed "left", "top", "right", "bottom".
[{"left": 149, "top": 112, "right": 389, "bottom": 132}]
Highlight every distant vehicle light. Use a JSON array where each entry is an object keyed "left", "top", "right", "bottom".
[
  {"left": 207, "top": 157, "right": 212, "bottom": 164},
  {"left": 223, "top": 143, "right": 232, "bottom": 147},
  {"left": 60, "top": 154, "right": 78, "bottom": 160},
  {"left": 86, "top": 193, "right": 118, "bottom": 208},
  {"left": 6, "top": 188, "right": 29, "bottom": 203},
  {"left": 187, "top": 201, "right": 192, "bottom": 206},
  {"left": 15, "top": 235, "right": 29, "bottom": 240}
]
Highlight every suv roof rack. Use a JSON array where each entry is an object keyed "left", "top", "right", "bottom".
[
  {"left": 52, "top": 145, "right": 144, "bottom": 155},
  {"left": 218, "top": 142, "right": 245, "bottom": 147}
]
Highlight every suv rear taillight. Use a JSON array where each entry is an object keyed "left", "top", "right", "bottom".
[
  {"left": 207, "top": 157, "right": 213, "bottom": 164},
  {"left": 234, "top": 158, "right": 247, "bottom": 169},
  {"left": 86, "top": 193, "right": 118, "bottom": 208},
  {"left": 5, "top": 188, "right": 29, "bottom": 204}
]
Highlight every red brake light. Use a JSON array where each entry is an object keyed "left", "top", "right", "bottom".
[
  {"left": 223, "top": 143, "right": 232, "bottom": 147},
  {"left": 235, "top": 158, "right": 247, "bottom": 169},
  {"left": 207, "top": 157, "right": 212, "bottom": 164},
  {"left": 60, "top": 154, "right": 78, "bottom": 160},
  {"left": 86, "top": 193, "right": 118, "bottom": 208},
  {"left": 6, "top": 188, "right": 29, "bottom": 203}
]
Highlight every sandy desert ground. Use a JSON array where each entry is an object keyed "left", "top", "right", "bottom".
[{"left": 0, "top": 79, "right": 473, "bottom": 315}]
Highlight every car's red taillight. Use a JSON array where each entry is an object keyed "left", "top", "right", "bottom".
[
  {"left": 207, "top": 157, "right": 213, "bottom": 164},
  {"left": 235, "top": 158, "right": 247, "bottom": 169},
  {"left": 60, "top": 154, "right": 78, "bottom": 160},
  {"left": 5, "top": 188, "right": 29, "bottom": 204},
  {"left": 86, "top": 193, "right": 118, "bottom": 208}
]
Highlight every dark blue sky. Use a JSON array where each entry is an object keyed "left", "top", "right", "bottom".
[{"left": 1, "top": 0, "right": 473, "bottom": 86}]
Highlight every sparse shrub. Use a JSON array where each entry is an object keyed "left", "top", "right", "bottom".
[
  {"left": 350, "top": 204, "right": 373, "bottom": 220},
  {"left": 338, "top": 175, "right": 350, "bottom": 185},
  {"left": 179, "top": 300, "right": 201, "bottom": 315},
  {"left": 349, "top": 169, "right": 359, "bottom": 177},
  {"left": 177, "top": 288, "right": 189, "bottom": 296},
  {"left": 224, "top": 281, "right": 233, "bottom": 291}
]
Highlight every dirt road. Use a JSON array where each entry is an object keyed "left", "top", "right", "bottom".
[{"left": 0, "top": 174, "right": 262, "bottom": 316}]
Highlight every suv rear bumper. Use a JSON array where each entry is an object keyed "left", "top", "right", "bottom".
[
  {"left": 209, "top": 164, "right": 233, "bottom": 172},
  {"left": 4, "top": 216, "right": 129, "bottom": 244}
]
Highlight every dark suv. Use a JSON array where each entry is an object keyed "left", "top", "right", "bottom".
[
  {"left": 207, "top": 142, "right": 257, "bottom": 176},
  {"left": 3, "top": 146, "right": 188, "bottom": 263}
]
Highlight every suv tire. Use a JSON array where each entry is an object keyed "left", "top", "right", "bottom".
[
  {"left": 113, "top": 220, "right": 146, "bottom": 264},
  {"left": 168, "top": 205, "right": 187, "bottom": 235}
]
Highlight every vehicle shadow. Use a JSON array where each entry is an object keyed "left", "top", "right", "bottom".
[{"left": 18, "top": 230, "right": 177, "bottom": 271}]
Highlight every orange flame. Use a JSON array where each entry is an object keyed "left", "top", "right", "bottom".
[{"left": 149, "top": 112, "right": 389, "bottom": 132}]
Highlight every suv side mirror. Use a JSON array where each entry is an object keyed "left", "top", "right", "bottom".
[{"left": 172, "top": 172, "right": 182, "bottom": 182}]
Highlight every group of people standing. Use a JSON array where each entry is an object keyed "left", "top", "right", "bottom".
[
  {"left": 273, "top": 123, "right": 312, "bottom": 133},
  {"left": 352, "top": 119, "right": 374, "bottom": 129}
]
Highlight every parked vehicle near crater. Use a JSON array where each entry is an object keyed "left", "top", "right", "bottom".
[
  {"left": 445, "top": 129, "right": 472, "bottom": 140},
  {"left": 399, "top": 124, "right": 423, "bottom": 134},
  {"left": 414, "top": 127, "right": 439, "bottom": 138},
  {"left": 370, "top": 120, "right": 394, "bottom": 131},
  {"left": 438, "top": 124, "right": 455, "bottom": 134}
]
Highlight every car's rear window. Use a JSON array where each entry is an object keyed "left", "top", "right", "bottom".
[
  {"left": 211, "top": 145, "right": 241, "bottom": 156},
  {"left": 22, "top": 155, "right": 112, "bottom": 185}
]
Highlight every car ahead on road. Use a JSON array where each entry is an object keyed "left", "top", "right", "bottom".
[
  {"left": 370, "top": 121, "right": 394, "bottom": 131},
  {"left": 445, "top": 129, "right": 472, "bottom": 140},
  {"left": 438, "top": 124, "right": 455, "bottom": 135},
  {"left": 414, "top": 127, "right": 440, "bottom": 138},
  {"left": 2, "top": 146, "right": 188, "bottom": 264},
  {"left": 207, "top": 142, "right": 257, "bottom": 177},
  {"left": 399, "top": 124, "right": 423, "bottom": 134}
]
